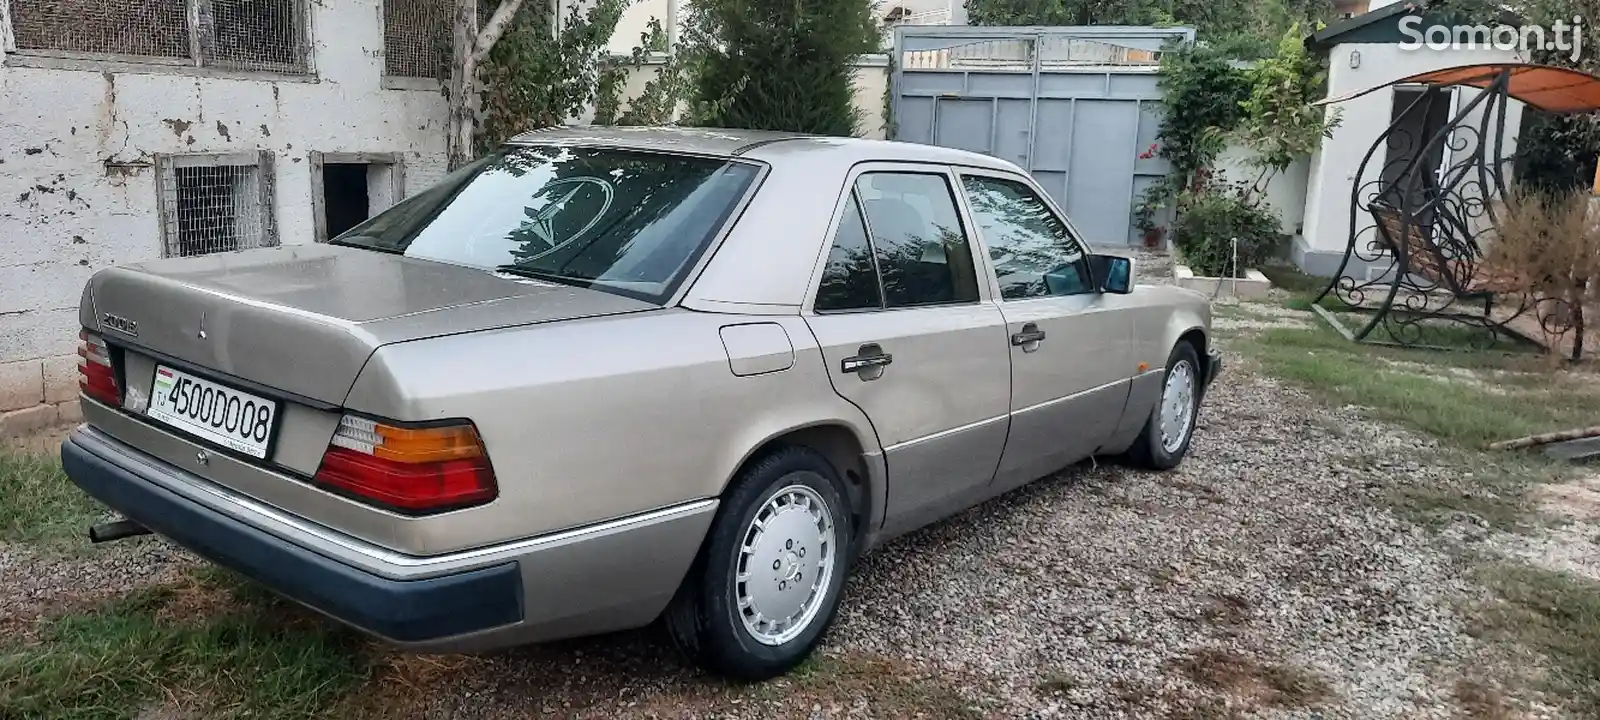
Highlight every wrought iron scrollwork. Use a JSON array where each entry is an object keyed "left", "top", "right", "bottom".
[{"left": 1312, "top": 68, "right": 1585, "bottom": 359}]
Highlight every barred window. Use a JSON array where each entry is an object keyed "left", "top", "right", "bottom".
[
  {"left": 381, "top": 0, "right": 499, "bottom": 78},
  {"left": 6, "top": 0, "right": 311, "bottom": 74},
  {"left": 383, "top": 0, "right": 448, "bottom": 78},
  {"left": 156, "top": 152, "right": 278, "bottom": 258}
]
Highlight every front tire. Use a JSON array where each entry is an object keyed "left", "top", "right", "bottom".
[
  {"left": 664, "top": 446, "right": 854, "bottom": 681},
  {"left": 1127, "top": 341, "right": 1202, "bottom": 470}
]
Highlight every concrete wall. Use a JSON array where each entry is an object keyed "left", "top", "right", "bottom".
[
  {"left": 607, "top": 0, "right": 673, "bottom": 55},
  {"left": 1294, "top": 41, "right": 1524, "bottom": 277},
  {"left": 0, "top": 0, "right": 448, "bottom": 432},
  {"left": 1212, "top": 144, "right": 1312, "bottom": 243}
]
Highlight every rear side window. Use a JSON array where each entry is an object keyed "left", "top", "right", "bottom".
[
  {"left": 813, "top": 172, "right": 979, "bottom": 312},
  {"left": 328, "top": 146, "right": 760, "bottom": 304},
  {"left": 815, "top": 195, "right": 883, "bottom": 312}
]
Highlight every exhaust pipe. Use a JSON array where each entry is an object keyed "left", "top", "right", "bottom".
[{"left": 89, "top": 519, "right": 152, "bottom": 543}]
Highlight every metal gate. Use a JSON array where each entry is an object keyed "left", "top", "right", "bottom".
[{"left": 890, "top": 25, "right": 1193, "bottom": 246}]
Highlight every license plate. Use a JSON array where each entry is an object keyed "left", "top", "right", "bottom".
[{"left": 147, "top": 364, "right": 278, "bottom": 459}]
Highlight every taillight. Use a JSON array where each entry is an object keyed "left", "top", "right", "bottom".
[
  {"left": 77, "top": 329, "right": 120, "bottom": 406},
  {"left": 312, "top": 415, "right": 497, "bottom": 514}
]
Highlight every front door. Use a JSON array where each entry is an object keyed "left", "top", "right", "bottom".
[
  {"left": 953, "top": 170, "right": 1135, "bottom": 493},
  {"left": 803, "top": 167, "right": 1012, "bottom": 535}
]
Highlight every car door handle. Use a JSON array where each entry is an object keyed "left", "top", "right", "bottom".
[
  {"left": 1011, "top": 325, "right": 1046, "bottom": 346},
  {"left": 841, "top": 344, "right": 893, "bottom": 376}
]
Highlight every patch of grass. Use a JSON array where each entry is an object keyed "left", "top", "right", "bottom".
[
  {"left": 1200, "top": 593, "right": 1253, "bottom": 627},
  {"left": 1110, "top": 676, "right": 1155, "bottom": 706},
  {"left": 1472, "top": 564, "right": 1600, "bottom": 716},
  {"left": 1256, "top": 263, "right": 1328, "bottom": 295},
  {"left": 1377, "top": 451, "right": 1567, "bottom": 533},
  {"left": 1234, "top": 325, "right": 1600, "bottom": 449},
  {"left": 1172, "top": 648, "right": 1332, "bottom": 709},
  {"left": 1387, "top": 485, "right": 1531, "bottom": 533},
  {"left": 0, "top": 574, "right": 371, "bottom": 719},
  {"left": 0, "top": 447, "right": 102, "bottom": 543},
  {"left": 1454, "top": 677, "right": 1515, "bottom": 720},
  {"left": 1284, "top": 294, "right": 1356, "bottom": 313},
  {"left": 1038, "top": 671, "right": 1077, "bottom": 694},
  {"left": 782, "top": 653, "right": 985, "bottom": 718}
]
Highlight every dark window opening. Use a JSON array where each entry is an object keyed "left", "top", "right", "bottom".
[{"left": 323, "top": 163, "right": 372, "bottom": 239}]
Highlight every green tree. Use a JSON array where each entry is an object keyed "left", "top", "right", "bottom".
[
  {"left": 477, "top": 0, "right": 630, "bottom": 153},
  {"left": 968, "top": 0, "right": 1151, "bottom": 25},
  {"left": 1154, "top": 43, "right": 1250, "bottom": 189},
  {"left": 966, "top": 0, "right": 1332, "bottom": 60},
  {"left": 1232, "top": 23, "right": 1343, "bottom": 195},
  {"left": 1501, "top": 0, "right": 1600, "bottom": 196},
  {"left": 678, "top": 0, "right": 880, "bottom": 134}
]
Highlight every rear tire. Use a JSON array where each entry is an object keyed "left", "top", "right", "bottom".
[
  {"left": 1127, "top": 341, "right": 1202, "bottom": 471},
  {"left": 664, "top": 446, "right": 854, "bottom": 681}
]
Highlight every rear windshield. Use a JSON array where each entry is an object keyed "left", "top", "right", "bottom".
[{"left": 329, "top": 145, "right": 762, "bottom": 304}]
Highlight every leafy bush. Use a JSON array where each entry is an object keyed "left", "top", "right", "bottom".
[
  {"left": 678, "top": 0, "right": 879, "bottom": 135},
  {"left": 1172, "top": 177, "right": 1282, "bottom": 278}
]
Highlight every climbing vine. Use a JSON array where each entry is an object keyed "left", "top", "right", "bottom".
[
  {"left": 1132, "top": 42, "right": 1249, "bottom": 243},
  {"left": 1232, "top": 23, "right": 1342, "bottom": 196},
  {"left": 1135, "top": 26, "right": 1334, "bottom": 274},
  {"left": 593, "top": 18, "right": 689, "bottom": 127}
]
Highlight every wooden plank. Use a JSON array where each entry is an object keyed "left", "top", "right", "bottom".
[
  {"left": 309, "top": 151, "right": 327, "bottom": 243},
  {"left": 258, "top": 150, "right": 279, "bottom": 248},
  {"left": 169, "top": 152, "right": 262, "bottom": 169}
]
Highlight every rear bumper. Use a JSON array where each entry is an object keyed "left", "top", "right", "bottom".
[
  {"left": 63, "top": 435, "right": 522, "bottom": 642},
  {"left": 61, "top": 426, "right": 717, "bottom": 651}
]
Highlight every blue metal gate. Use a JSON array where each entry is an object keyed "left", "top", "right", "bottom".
[{"left": 890, "top": 25, "right": 1193, "bottom": 246}]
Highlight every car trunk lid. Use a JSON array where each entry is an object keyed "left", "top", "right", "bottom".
[{"left": 87, "top": 244, "right": 657, "bottom": 406}]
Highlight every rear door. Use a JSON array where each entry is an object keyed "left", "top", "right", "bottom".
[
  {"left": 801, "top": 165, "right": 1012, "bottom": 534},
  {"left": 952, "top": 169, "right": 1135, "bottom": 494}
]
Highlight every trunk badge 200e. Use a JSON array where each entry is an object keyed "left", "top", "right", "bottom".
[{"left": 101, "top": 312, "right": 137, "bottom": 337}]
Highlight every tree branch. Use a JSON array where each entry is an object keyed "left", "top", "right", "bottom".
[{"left": 472, "top": 0, "right": 527, "bottom": 65}]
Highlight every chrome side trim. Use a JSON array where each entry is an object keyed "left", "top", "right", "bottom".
[
  {"left": 75, "top": 425, "right": 716, "bottom": 570},
  {"left": 1012, "top": 376, "right": 1137, "bottom": 417},
  {"left": 881, "top": 414, "right": 1009, "bottom": 453},
  {"left": 879, "top": 373, "right": 1155, "bottom": 453}
]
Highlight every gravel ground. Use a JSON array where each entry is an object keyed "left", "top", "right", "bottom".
[
  {"left": 0, "top": 253, "right": 1552, "bottom": 718},
  {"left": 397, "top": 347, "right": 1504, "bottom": 719}
]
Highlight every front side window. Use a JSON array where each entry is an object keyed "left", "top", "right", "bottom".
[
  {"left": 855, "top": 172, "right": 980, "bottom": 308},
  {"left": 960, "top": 175, "right": 1093, "bottom": 299},
  {"left": 330, "top": 145, "right": 761, "bottom": 304}
]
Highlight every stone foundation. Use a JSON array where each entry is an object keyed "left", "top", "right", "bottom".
[{"left": 1, "top": 354, "right": 83, "bottom": 438}]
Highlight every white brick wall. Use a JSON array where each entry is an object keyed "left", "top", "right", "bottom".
[{"left": 0, "top": 0, "right": 449, "bottom": 427}]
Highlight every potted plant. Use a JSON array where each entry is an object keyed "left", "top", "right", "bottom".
[{"left": 1132, "top": 170, "right": 1170, "bottom": 249}]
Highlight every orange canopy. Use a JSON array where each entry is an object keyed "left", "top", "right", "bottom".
[{"left": 1316, "top": 63, "right": 1600, "bottom": 114}]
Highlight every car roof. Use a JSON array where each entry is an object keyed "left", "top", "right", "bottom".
[{"left": 504, "top": 125, "right": 1024, "bottom": 173}]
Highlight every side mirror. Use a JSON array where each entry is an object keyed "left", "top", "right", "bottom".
[{"left": 1089, "top": 253, "right": 1134, "bottom": 294}]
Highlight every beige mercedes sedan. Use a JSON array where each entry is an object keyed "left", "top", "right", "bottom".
[{"left": 62, "top": 126, "right": 1220, "bottom": 680}]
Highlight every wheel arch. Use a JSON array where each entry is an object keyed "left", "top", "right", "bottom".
[
  {"left": 1173, "top": 325, "right": 1213, "bottom": 399},
  {"left": 718, "top": 419, "right": 885, "bottom": 549}
]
